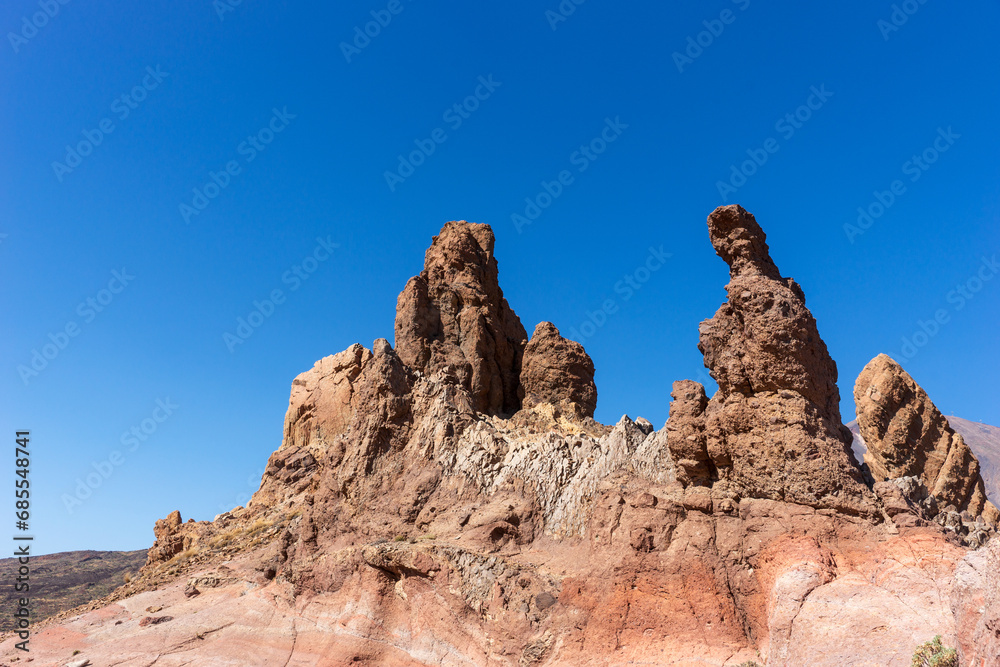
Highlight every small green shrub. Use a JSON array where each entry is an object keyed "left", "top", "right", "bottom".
[
  {"left": 393, "top": 535, "right": 406, "bottom": 542},
  {"left": 911, "top": 636, "right": 958, "bottom": 667}
]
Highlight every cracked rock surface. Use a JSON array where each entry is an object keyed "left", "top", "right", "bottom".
[{"left": 10, "top": 213, "right": 995, "bottom": 666}]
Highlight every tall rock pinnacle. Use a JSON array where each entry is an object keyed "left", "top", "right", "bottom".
[
  {"left": 394, "top": 221, "right": 527, "bottom": 416},
  {"left": 695, "top": 205, "right": 870, "bottom": 513}
]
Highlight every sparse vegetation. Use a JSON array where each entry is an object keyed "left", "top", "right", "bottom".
[
  {"left": 911, "top": 636, "right": 958, "bottom": 667},
  {"left": 735, "top": 662, "right": 763, "bottom": 667},
  {"left": 0, "top": 549, "right": 147, "bottom": 632},
  {"left": 394, "top": 535, "right": 407, "bottom": 542}
]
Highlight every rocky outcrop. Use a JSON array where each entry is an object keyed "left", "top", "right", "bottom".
[
  {"left": 395, "top": 221, "right": 527, "bottom": 416},
  {"left": 23, "top": 211, "right": 996, "bottom": 667},
  {"left": 145, "top": 511, "right": 208, "bottom": 569},
  {"left": 855, "top": 354, "right": 999, "bottom": 529},
  {"left": 665, "top": 380, "right": 712, "bottom": 486},
  {"left": 696, "top": 205, "right": 870, "bottom": 514},
  {"left": 518, "top": 321, "right": 597, "bottom": 420}
]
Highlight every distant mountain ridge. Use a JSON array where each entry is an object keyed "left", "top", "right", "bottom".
[{"left": 849, "top": 416, "right": 1000, "bottom": 503}]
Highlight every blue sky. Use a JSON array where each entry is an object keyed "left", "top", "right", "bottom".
[{"left": 2, "top": 1, "right": 998, "bottom": 554}]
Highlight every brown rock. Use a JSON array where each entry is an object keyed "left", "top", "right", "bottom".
[
  {"left": 665, "top": 380, "right": 711, "bottom": 486},
  {"left": 855, "top": 353, "right": 998, "bottom": 527},
  {"left": 518, "top": 321, "right": 597, "bottom": 420},
  {"left": 41, "top": 206, "right": 997, "bottom": 667},
  {"left": 395, "top": 220, "right": 527, "bottom": 416},
  {"left": 697, "top": 205, "right": 870, "bottom": 513},
  {"left": 138, "top": 615, "right": 173, "bottom": 627}
]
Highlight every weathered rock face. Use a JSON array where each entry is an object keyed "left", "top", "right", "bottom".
[
  {"left": 952, "top": 535, "right": 1000, "bottom": 665},
  {"left": 855, "top": 353, "right": 999, "bottom": 529},
  {"left": 697, "top": 205, "right": 870, "bottom": 514},
  {"left": 665, "top": 380, "right": 712, "bottom": 486},
  {"left": 395, "top": 221, "right": 527, "bottom": 416},
  {"left": 31, "top": 212, "right": 997, "bottom": 667},
  {"left": 145, "top": 510, "right": 208, "bottom": 568},
  {"left": 518, "top": 321, "right": 597, "bottom": 420}
]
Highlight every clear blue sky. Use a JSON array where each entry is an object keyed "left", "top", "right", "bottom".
[{"left": 2, "top": 1, "right": 998, "bottom": 554}]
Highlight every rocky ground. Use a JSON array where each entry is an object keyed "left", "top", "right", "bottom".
[{"left": 5, "top": 206, "right": 998, "bottom": 666}]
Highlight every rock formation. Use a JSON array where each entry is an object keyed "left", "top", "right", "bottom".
[
  {"left": 665, "top": 380, "right": 711, "bottom": 486},
  {"left": 696, "top": 204, "right": 870, "bottom": 514},
  {"left": 855, "top": 353, "right": 999, "bottom": 530},
  {"left": 13, "top": 211, "right": 998, "bottom": 666},
  {"left": 394, "top": 220, "right": 527, "bottom": 416},
  {"left": 518, "top": 321, "right": 597, "bottom": 420}
]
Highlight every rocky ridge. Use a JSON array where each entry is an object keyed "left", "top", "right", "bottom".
[{"left": 8, "top": 208, "right": 999, "bottom": 667}]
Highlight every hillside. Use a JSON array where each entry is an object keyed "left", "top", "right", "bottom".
[{"left": 0, "top": 549, "right": 146, "bottom": 633}]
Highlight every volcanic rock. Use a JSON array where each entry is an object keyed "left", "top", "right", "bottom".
[
  {"left": 14, "top": 213, "right": 993, "bottom": 667},
  {"left": 395, "top": 220, "right": 527, "bottom": 416},
  {"left": 854, "top": 353, "right": 999, "bottom": 528},
  {"left": 518, "top": 321, "right": 597, "bottom": 420},
  {"left": 665, "top": 380, "right": 712, "bottom": 486},
  {"left": 696, "top": 205, "right": 870, "bottom": 513}
]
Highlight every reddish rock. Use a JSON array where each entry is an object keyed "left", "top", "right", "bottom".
[
  {"left": 697, "top": 205, "right": 870, "bottom": 514},
  {"left": 518, "top": 321, "right": 597, "bottom": 420},
  {"left": 21, "top": 211, "right": 999, "bottom": 667},
  {"left": 395, "top": 221, "right": 527, "bottom": 416},
  {"left": 952, "top": 535, "right": 1000, "bottom": 665}
]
